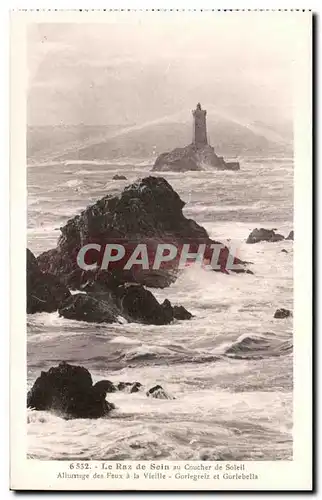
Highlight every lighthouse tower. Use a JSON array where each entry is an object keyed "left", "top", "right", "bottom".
[{"left": 192, "top": 103, "right": 208, "bottom": 146}]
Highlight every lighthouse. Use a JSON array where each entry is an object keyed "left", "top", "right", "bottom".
[
  {"left": 192, "top": 103, "right": 208, "bottom": 146},
  {"left": 153, "top": 103, "right": 240, "bottom": 172}
]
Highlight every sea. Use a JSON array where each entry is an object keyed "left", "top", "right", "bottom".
[{"left": 27, "top": 156, "right": 293, "bottom": 461}]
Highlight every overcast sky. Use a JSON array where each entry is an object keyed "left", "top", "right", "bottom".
[{"left": 27, "top": 13, "right": 297, "bottom": 129}]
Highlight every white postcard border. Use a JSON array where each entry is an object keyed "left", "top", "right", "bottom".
[{"left": 10, "top": 10, "right": 312, "bottom": 491}]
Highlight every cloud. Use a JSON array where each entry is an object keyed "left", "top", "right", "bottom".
[{"left": 27, "top": 15, "right": 295, "bottom": 128}]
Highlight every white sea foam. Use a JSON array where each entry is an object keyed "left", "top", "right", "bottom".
[{"left": 27, "top": 159, "right": 293, "bottom": 460}]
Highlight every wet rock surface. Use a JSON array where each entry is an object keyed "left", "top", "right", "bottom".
[
  {"left": 152, "top": 143, "right": 240, "bottom": 172},
  {"left": 112, "top": 174, "right": 127, "bottom": 180},
  {"left": 274, "top": 308, "right": 292, "bottom": 319},
  {"left": 58, "top": 284, "right": 193, "bottom": 325},
  {"left": 27, "top": 362, "right": 115, "bottom": 419},
  {"left": 27, "top": 363, "right": 172, "bottom": 418},
  {"left": 246, "top": 228, "right": 285, "bottom": 244},
  {"left": 58, "top": 293, "right": 118, "bottom": 324},
  {"left": 37, "top": 176, "right": 247, "bottom": 293},
  {"left": 27, "top": 249, "right": 71, "bottom": 314},
  {"left": 146, "top": 385, "right": 174, "bottom": 400}
]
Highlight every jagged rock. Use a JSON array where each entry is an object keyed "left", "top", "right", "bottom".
[
  {"left": 274, "top": 308, "right": 292, "bottom": 319},
  {"left": 112, "top": 174, "right": 127, "bottom": 180},
  {"left": 146, "top": 385, "right": 174, "bottom": 400},
  {"left": 246, "top": 228, "right": 285, "bottom": 244},
  {"left": 117, "top": 381, "right": 143, "bottom": 393},
  {"left": 160, "top": 299, "right": 192, "bottom": 321},
  {"left": 115, "top": 285, "right": 192, "bottom": 325},
  {"left": 130, "top": 382, "right": 143, "bottom": 393},
  {"left": 152, "top": 143, "right": 240, "bottom": 172},
  {"left": 57, "top": 285, "right": 192, "bottom": 325},
  {"left": 58, "top": 293, "right": 118, "bottom": 323},
  {"left": 173, "top": 304, "right": 193, "bottom": 320},
  {"left": 27, "top": 248, "right": 70, "bottom": 314},
  {"left": 27, "top": 362, "right": 115, "bottom": 419},
  {"left": 36, "top": 177, "right": 247, "bottom": 291},
  {"left": 286, "top": 230, "right": 294, "bottom": 241},
  {"left": 27, "top": 363, "right": 176, "bottom": 418},
  {"left": 115, "top": 284, "right": 174, "bottom": 325},
  {"left": 117, "top": 382, "right": 130, "bottom": 391},
  {"left": 27, "top": 248, "right": 38, "bottom": 270}
]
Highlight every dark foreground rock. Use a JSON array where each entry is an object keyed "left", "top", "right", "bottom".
[
  {"left": 152, "top": 143, "right": 239, "bottom": 172},
  {"left": 27, "top": 363, "right": 172, "bottom": 418},
  {"left": 27, "top": 362, "right": 115, "bottom": 419},
  {"left": 274, "top": 308, "right": 292, "bottom": 319},
  {"left": 37, "top": 176, "right": 247, "bottom": 292},
  {"left": 286, "top": 230, "right": 294, "bottom": 241},
  {"left": 112, "top": 174, "right": 127, "bottom": 180},
  {"left": 246, "top": 228, "right": 285, "bottom": 244},
  {"left": 58, "top": 285, "right": 193, "bottom": 325},
  {"left": 27, "top": 249, "right": 70, "bottom": 314}
]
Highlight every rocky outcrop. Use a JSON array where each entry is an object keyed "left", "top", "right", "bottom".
[
  {"left": 115, "top": 284, "right": 174, "bottom": 325},
  {"left": 246, "top": 228, "right": 285, "bottom": 244},
  {"left": 37, "top": 176, "right": 247, "bottom": 291},
  {"left": 27, "top": 362, "right": 115, "bottom": 419},
  {"left": 58, "top": 284, "right": 193, "bottom": 325},
  {"left": 152, "top": 143, "right": 240, "bottom": 172},
  {"left": 27, "top": 249, "right": 70, "bottom": 314},
  {"left": 166, "top": 301, "right": 193, "bottom": 320},
  {"left": 58, "top": 293, "right": 118, "bottom": 324},
  {"left": 286, "top": 230, "right": 294, "bottom": 241},
  {"left": 112, "top": 174, "right": 127, "bottom": 180},
  {"left": 27, "top": 363, "right": 173, "bottom": 418},
  {"left": 28, "top": 244, "right": 192, "bottom": 324},
  {"left": 274, "top": 308, "right": 292, "bottom": 319}
]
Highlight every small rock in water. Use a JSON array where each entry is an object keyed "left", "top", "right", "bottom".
[
  {"left": 274, "top": 308, "right": 292, "bottom": 319},
  {"left": 173, "top": 305, "right": 193, "bottom": 320},
  {"left": 130, "top": 382, "right": 143, "bottom": 393},
  {"left": 117, "top": 382, "right": 131, "bottom": 391},
  {"left": 281, "top": 249, "right": 288, "bottom": 253},
  {"left": 117, "top": 381, "right": 143, "bottom": 393},
  {"left": 286, "top": 230, "right": 294, "bottom": 240},
  {"left": 246, "top": 228, "right": 284, "bottom": 244},
  {"left": 146, "top": 385, "right": 174, "bottom": 400},
  {"left": 112, "top": 174, "right": 127, "bottom": 180},
  {"left": 93, "top": 379, "right": 117, "bottom": 393}
]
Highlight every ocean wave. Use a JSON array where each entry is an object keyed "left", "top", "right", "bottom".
[
  {"left": 224, "top": 334, "right": 293, "bottom": 360},
  {"left": 109, "top": 336, "right": 141, "bottom": 346},
  {"left": 65, "top": 179, "right": 83, "bottom": 188},
  {"left": 119, "top": 344, "right": 220, "bottom": 366},
  {"left": 27, "top": 158, "right": 293, "bottom": 461},
  {"left": 188, "top": 203, "right": 262, "bottom": 214}
]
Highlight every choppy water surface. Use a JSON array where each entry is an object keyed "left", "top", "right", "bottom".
[{"left": 27, "top": 158, "right": 293, "bottom": 460}]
